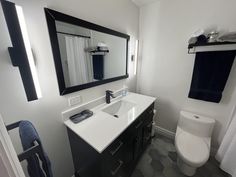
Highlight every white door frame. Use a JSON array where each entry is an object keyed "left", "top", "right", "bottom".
[{"left": 0, "top": 114, "right": 25, "bottom": 177}]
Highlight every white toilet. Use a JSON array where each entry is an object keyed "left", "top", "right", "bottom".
[{"left": 175, "top": 111, "right": 215, "bottom": 176}]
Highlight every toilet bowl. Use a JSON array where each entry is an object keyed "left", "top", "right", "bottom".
[{"left": 175, "top": 111, "right": 215, "bottom": 176}]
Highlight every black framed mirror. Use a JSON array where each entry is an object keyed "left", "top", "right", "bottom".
[{"left": 44, "top": 8, "right": 129, "bottom": 95}]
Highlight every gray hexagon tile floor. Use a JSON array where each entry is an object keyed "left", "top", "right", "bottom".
[{"left": 131, "top": 133, "right": 230, "bottom": 177}]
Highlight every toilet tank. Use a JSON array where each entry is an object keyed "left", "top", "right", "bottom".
[{"left": 178, "top": 111, "right": 215, "bottom": 137}]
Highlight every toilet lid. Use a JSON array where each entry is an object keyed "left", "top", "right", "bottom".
[{"left": 175, "top": 131, "right": 210, "bottom": 167}]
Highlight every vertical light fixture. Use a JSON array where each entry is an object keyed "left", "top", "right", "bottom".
[
  {"left": 1, "top": 0, "right": 42, "bottom": 101},
  {"left": 134, "top": 40, "right": 139, "bottom": 75},
  {"left": 15, "top": 5, "right": 42, "bottom": 99}
]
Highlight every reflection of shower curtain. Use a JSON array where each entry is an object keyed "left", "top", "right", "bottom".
[
  {"left": 216, "top": 106, "right": 236, "bottom": 177},
  {"left": 65, "top": 36, "right": 93, "bottom": 86}
]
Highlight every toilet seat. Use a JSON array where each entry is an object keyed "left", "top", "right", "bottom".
[{"left": 175, "top": 129, "right": 210, "bottom": 167}]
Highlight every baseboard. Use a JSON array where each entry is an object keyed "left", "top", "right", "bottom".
[
  {"left": 210, "top": 146, "right": 218, "bottom": 156},
  {"left": 155, "top": 125, "right": 175, "bottom": 139}
]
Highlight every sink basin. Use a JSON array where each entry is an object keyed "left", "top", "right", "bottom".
[{"left": 102, "top": 100, "right": 136, "bottom": 118}]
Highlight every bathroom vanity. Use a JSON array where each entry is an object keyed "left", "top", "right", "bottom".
[{"left": 63, "top": 93, "right": 156, "bottom": 177}]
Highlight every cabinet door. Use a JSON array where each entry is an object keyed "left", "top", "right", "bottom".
[
  {"left": 120, "top": 118, "right": 138, "bottom": 176},
  {"left": 132, "top": 119, "right": 144, "bottom": 161},
  {"left": 142, "top": 104, "right": 154, "bottom": 148},
  {"left": 142, "top": 121, "right": 152, "bottom": 148}
]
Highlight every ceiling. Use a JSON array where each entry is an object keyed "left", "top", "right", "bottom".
[{"left": 131, "top": 0, "right": 159, "bottom": 7}]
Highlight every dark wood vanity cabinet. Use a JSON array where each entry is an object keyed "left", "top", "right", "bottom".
[{"left": 67, "top": 103, "right": 154, "bottom": 177}]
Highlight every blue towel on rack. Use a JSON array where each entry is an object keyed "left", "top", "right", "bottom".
[
  {"left": 19, "top": 121, "right": 53, "bottom": 177},
  {"left": 188, "top": 51, "right": 236, "bottom": 103}
]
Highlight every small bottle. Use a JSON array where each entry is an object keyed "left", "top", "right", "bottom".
[
  {"left": 122, "top": 86, "right": 128, "bottom": 96},
  {"left": 122, "top": 89, "right": 126, "bottom": 96}
]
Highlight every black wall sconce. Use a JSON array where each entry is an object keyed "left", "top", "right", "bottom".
[{"left": 1, "top": 0, "right": 42, "bottom": 101}]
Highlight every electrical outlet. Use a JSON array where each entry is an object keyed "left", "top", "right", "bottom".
[{"left": 69, "top": 95, "right": 82, "bottom": 106}]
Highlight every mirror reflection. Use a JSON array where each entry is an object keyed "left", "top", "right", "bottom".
[{"left": 55, "top": 21, "right": 127, "bottom": 87}]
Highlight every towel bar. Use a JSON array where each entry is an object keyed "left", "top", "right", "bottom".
[
  {"left": 6, "top": 121, "right": 43, "bottom": 162},
  {"left": 188, "top": 42, "right": 236, "bottom": 54}
]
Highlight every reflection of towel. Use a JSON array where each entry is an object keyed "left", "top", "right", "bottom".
[
  {"left": 92, "top": 55, "right": 104, "bottom": 80},
  {"left": 188, "top": 51, "right": 236, "bottom": 103},
  {"left": 19, "top": 121, "right": 53, "bottom": 177}
]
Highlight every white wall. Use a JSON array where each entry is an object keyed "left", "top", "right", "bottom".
[
  {"left": 137, "top": 0, "right": 236, "bottom": 148},
  {"left": 0, "top": 0, "right": 139, "bottom": 177}
]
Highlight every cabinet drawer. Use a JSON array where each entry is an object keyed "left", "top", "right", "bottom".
[
  {"left": 122, "top": 116, "right": 142, "bottom": 142},
  {"left": 108, "top": 140, "right": 124, "bottom": 156},
  {"left": 142, "top": 121, "right": 152, "bottom": 147},
  {"left": 102, "top": 149, "right": 125, "bottom": 177},
  {"left": 142, "top": 103, "right": 154, "bottom": 123}
]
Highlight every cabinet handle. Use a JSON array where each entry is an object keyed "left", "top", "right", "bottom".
[
  {"left": 147, "top": 122, "right": 152, "bottom": 128},
  {"left": 111, "top": 160, "right": 123, "bottom": 176},
  {"left": 144, "top": 134, "right": 151, "bottom": 141},
  {"left": 135, "top": 121, "right": 143, "bottom": 129},
  {"left": 149, "top": 109, "right": 153, "bottom": 114},
  {"left": 110, "top": 141, "right": 123, "bottom": 156}
]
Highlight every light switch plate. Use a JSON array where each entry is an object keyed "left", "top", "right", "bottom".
[{"left": 69, "top": 95, "right": 82, "bottom": 106}]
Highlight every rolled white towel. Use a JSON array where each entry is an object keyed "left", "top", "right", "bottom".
[{"left": 218, "top": 32, "right": 236, "bottom": 42}]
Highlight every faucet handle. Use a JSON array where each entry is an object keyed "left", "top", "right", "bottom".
[
  {"left": 106, "top": 90, "right": 113, "bottom": 94},
  {"left": 106, "top": 90, "right": 116, "bottom": 98}
]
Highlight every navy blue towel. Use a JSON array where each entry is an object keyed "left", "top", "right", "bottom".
[
  {"left": 92, "top": 55, "right": 104, "bottom": 80},
  {"left": 188, "top": 51, "right": 235, "bottom": 103},
  {"left": 19, "top": 121, "right": 53, "bottom": 177}
]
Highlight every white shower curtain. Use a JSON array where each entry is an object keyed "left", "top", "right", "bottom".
[
  {"left": 216, "top": 106, "right": 236, "bottom": 177},
  {"left": 65, "top": 36, "right": 93, "bottom": 86}
]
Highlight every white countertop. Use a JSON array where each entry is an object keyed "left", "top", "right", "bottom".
[{"left": 64, "top": 92, "right": 156, "bottom": 153}]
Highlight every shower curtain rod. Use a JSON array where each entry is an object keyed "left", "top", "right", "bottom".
[{"left": 57, "top": 31, "right": 91, "bottom": 38}]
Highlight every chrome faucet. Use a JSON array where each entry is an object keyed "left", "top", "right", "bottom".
[{"left": 106, "top": 90, "right": 116, "bottom": 104}]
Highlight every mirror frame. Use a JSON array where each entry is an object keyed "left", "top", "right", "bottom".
[{"left": 44, "top": 8, "right": 130, "bottom": 95}]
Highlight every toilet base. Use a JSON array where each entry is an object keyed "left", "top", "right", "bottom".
[{"left": 177, "top": 157, "right": 196, "bottom": 176}]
